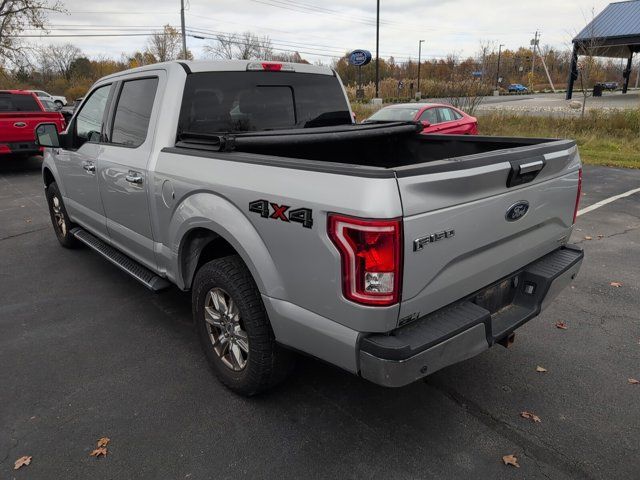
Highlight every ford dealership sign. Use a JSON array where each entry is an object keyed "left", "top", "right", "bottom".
[{"left": 348, "top": 50, "right": 372, "bottom": 67}]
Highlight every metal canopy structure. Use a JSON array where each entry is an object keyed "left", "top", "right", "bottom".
[{"left": 567, "top": 0, "right": 640, "bottom": 99}]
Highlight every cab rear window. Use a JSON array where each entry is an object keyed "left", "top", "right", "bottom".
[
  {"left": 0, "top": 93, "right": 41, "bottom": 112},
  {"left": 178, "top": 71, "right": 351, "bottom": 135}
]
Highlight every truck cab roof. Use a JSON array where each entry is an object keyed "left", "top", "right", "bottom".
[{"left": 98, "top": 60, "right": 335, "bottom": 83}]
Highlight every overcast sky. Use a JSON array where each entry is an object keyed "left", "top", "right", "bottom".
[{"left": 35, "top": 0, "right": 612, "bottom": 63}]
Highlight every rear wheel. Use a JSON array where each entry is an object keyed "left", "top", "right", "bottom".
[
  {"left": 46, "top": 182, "right": 80, "bottom": 248},
  {"left": 192, "top": 255, "right": 294, "bottom": 396}
]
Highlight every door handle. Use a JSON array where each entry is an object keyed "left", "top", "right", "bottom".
[
  {"left": 125, "top": 172, "right": 143, "bottom": 184},
  {"left": 82, "top": 163, "right": 96, "bottom": 173}
]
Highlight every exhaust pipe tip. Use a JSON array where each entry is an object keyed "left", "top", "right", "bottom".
[{"left": 498, "top": 332, "right": 516, "bottom": 348}]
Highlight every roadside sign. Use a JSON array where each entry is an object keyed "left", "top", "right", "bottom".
[{"left": 349, "top": 50, "right": 372, "bottom": 67}]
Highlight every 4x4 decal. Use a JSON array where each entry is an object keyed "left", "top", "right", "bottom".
[{"left": 249, "top": 200, "right": 313, "bottom": 229}]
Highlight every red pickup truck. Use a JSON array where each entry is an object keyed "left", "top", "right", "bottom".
[{"left": 0, "top": 90, "right": 66, "bottom": 158}]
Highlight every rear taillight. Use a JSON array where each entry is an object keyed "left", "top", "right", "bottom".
[
  {"left": 0, "top": 144, "right": 11, "bottom": 154},
  {"left": 327, "top": 214, "right": 402, "bottom": 306},
  {"left": 573, "top": 167, "right": 582, "bottom": 224}
]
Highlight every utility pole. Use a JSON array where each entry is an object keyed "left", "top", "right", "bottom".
[
  {"left": 495, "top": 43, "right": 504, "bottom": 91},
  {"left": 180, "top": 0, "right": 187, "bottom": 60},
  {"left": 530, "top": 30, "right": 538, "bottom": 90},
  {"left": 375, "top": 0, "right": 380, "bottom": 99},
  {"left": 417, "top": 39, "right": 425, "bottom": 99}
]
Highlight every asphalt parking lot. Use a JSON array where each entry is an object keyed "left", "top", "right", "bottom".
[
  {"left": 475, "top": 90, "right": 640, "bottom": 116},
  {"left": 1, "top": 158, "right": 638, "bottom": 479}
]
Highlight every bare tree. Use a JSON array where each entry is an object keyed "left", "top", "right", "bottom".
[
  {"left": 146, "top": 24, "right": 183, "bottom": 62},
  {"left": 0, "top": 0, "right": 64, "bottom": 65},
  {"left": 441, "top": 54, "right": 487, "bottom": 115},
  {"left": 205, "top": 31, "right": 274, "bottom": 60},
  {"left": 45, "top": 43, "right": 82, "bottom": 81}
]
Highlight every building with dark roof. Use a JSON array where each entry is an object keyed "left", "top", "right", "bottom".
[{"left": 567, "top": 0, "right": 640, "bottom": 99}]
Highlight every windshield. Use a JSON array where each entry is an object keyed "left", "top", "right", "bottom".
[
  {"left": 366, "top": 107, "right": 420, "bottom": 122},
  {"left": 178, "top": 71, "right": 352, "bottom": 135}
]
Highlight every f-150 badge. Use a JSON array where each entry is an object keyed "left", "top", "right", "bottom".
[
  {"left": 249, "top": 199, "right": 313, "bottom": 229},
  {"left": 413, "top": 229, "right": 455, "bottom": 251}
]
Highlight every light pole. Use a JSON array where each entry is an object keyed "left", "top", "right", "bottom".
[
  {"left": 180, "top": 0, "right": 188, "bottom": 59},
  {"left": 495, "top": 44, "right": 504, "bottom": 91},
  {"left": 375, "top": 0, "right": 380, "bottom": 99},
  {"left": 417, "top": 39, "right": 425, "bottom": 99}
]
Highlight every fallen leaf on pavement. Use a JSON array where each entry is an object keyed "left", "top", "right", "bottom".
[
  {"left": 629, "top": 378, "right": 640, "bottom": 385},
  {"left": 610, "top": 282, "right": 623, "bottom": 288},
  {"left": 90, "top": 436, "right": 111, "bottom": 458},
  {"left": 536, "top": 366, "right": 548, "bottom": 373},
  {"left": 502, "top": 454, "right": 520, "bottom": 468},
  {"left": 555, "top": 322, "right": 568, "bottom": 330},
  {"left": 584, "top": 236, "right": 592, "bottom": 240},
  {"left": 520, "top": 411, "right": 542, "bottom": 423},
  {"left": 97, "top": 437, "right": 110, "bottom": 448},
  {"left": 90, "top": 447, "right": 107, "bottom": 458},
  {"left": 14, "top": 456, "right": 32, "bottom": 470},
  {"left": 597, "top": 234, "right": 604, "bottom": 239}
]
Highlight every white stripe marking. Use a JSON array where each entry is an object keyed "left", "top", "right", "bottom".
[{"left": 577, "top": 187, "right": 640, "bottom": 217}]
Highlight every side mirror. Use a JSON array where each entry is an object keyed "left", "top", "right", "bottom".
[
  {"left": 35, "top": 123, "right": 61, "bottom": 148},
  {"left": 421, "top": 120, "right": 431, "bottom": 128}
]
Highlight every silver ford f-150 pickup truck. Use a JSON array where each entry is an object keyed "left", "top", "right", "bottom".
[{"left": 36, "top": 60, "right": 584, "bottom": 395}]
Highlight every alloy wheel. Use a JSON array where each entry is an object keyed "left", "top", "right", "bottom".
[
  {"left": 51, "top": 195, "right": 67, "bottom": 236},
  {"left": 204, "top": 287, "right": 249, "bottom": 371}
]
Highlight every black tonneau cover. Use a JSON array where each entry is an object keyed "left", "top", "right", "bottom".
[{"left": 176, "top": 122, "right": 563, "bottom": 170}]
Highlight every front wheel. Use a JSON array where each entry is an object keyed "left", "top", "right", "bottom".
[
  {"left": 192, "top": 255, "right": 294, "bottom": 396},
  {"left": 46, "top": 182, "right": 80, "bottom": 248}
]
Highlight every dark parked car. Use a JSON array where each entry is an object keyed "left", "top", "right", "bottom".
[
  {"left": 596, "top": 82, "right": 618, "bottom": 91},
  {"left": 60, "top": 97, "right": 83, "bottom": 123}
]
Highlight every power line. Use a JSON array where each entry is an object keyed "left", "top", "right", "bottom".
[{"left": 186, "top": 26, "right": 418, "bottom": 59}]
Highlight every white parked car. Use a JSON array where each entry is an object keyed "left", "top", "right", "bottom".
[{"left": 29, "top": 90, "right": 67, "bottom": 107}]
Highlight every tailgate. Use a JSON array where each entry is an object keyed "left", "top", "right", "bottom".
[
  {"left": 0, "top": 113, "right": 63, "bottom": 143},
  {"left": 396, "top": 139, "right": 581, "bottom": 323}
]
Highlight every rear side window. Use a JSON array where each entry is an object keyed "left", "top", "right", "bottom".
[
  {"left": 111, "top": 77, "right": 159, "bottom": 147},
  {"left": 0, "top": 93, "right": 41, "bottom": 112},
  {"left": 438, "top": 108, "right": 458, "bottom": 122},
  {"left": 178, "top": 71, "right": 352, "bottom": 135}
]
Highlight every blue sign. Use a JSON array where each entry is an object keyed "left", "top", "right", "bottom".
[{"left": 349, "top": 49, "right": 372, "bottom": 67}]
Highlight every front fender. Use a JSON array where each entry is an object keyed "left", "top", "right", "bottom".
[
  {"left": 169, "top": 192, "right": 285, "bottom": 298},
  {"left": 41, "top": 150, "right": 64, "bottom": 194}
]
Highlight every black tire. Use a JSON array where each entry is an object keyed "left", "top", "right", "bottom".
[
  {"left": 55, "top": 100, "right": 64, "bottom": 108},
  {"left": 46, "top": 182, "right": 81, "bottom": 248},
  {"left": 192, "top": 255, "right": 294, "bottom": 396}
]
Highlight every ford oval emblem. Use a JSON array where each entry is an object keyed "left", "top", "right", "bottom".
[
  {"left": 348, "top": 49, "right": 372, "bottom": 67},
  {"left": 506, "top": 201, "right": 529, "bottom": 222}
]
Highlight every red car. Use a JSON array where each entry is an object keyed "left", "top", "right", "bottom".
[
  {"left": 364, "top": 103, "right": 478, "bottom": 135},
  {"left": 0, "top": 90, "right": 66, "bottom": 158}
]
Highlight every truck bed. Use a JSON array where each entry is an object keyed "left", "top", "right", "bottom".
[{"left": 175, "top": 122, "right": 572, "bottom": 172}]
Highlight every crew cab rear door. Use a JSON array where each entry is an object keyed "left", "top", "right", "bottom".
[
  {"left": 395, "top": 140, "right": 581, "bottom": 324},
  {"left": 97, "top": 73, "right": 162, "bottom": 270}
]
